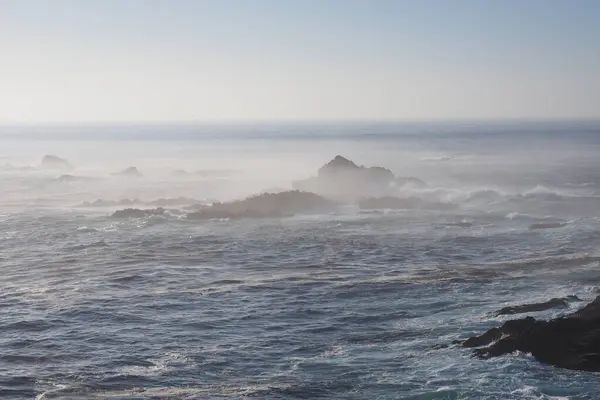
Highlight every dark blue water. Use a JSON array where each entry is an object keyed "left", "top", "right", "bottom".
[{"left": 1, "top": 122, "right": 600, "bottom": 399}]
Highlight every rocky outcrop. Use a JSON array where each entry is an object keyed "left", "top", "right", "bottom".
[
  {"left": 464, "top": 296, "right": 600, "bottom": 371},
  {"left": 187, "top": 190, "right": 335, "bottom": 220},
  {"left": 41, "top": 155, "right": 71, "bottom": 170},
  {"left": 113, "top": 167, "right": 143, "bottom": 177},
  {"left": 359, "top": 196, "right": 456, "bottom": 211},
  {"left": 494, "top": 296, "right": 580, "bottom": 316},
  {"left": 292, "top": 156, "right": 425, "bottom": 202},
  {"left": 111, "top": 207, "right": 166, "bottom": 218}
]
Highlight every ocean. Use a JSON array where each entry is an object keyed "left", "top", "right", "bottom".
[{"left": 1, "top": 121, "right": 600, "bottom": 399}]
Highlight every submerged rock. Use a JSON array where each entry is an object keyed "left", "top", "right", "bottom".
[
  {"left": 292, "top": 155, "right": 425, "bottom": 202},
  {"left": 41, "top": 155, "right": 71, "bottom": 170},
  {"left": 529, "top": 221, "right": 568, "bottom": 230},
  {"left": 434, "top": 221, "right": 473, "bottom": 229},
  {"left": 187, "top": 190, "right": 335, "bottom": 220},
  {"left": 113, "top": 167, "right": 143, "bottom": 177},
  {"left": 464, "top": 295, "right": 600, "bottom": 371},
  {"left": 359, "top": 196, "right": 456, "bottom": 211},
  {"left": 111, "top": 207, "right": 166, "bottom": 218},
  {"left": 494, "top": 296, "right": 581, "bottom": 316}
]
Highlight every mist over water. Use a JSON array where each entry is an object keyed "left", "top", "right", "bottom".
[{"left": 2, "top": 122, "right": 600, "bottom": 399}]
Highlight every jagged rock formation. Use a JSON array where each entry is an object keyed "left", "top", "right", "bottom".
[
  {"left": 187, "top": 190, "right": 335, "bottom": 220},
  {"left": 292, "top": 155, "right": 425, "bottom": 202},
  {"left": 111, "top": 207, "right": 166, "bottom": 218},
  {"left": 464, "top": 296, "right": 600, "bottom": 371},
  {"left": 113, "top": 167, "right": 143, "bottom": 177},
  {"left": 494, "top": 296, "right": 580, "bottom": 316},
  {"left": 41, "top": 155, "right": 72, "bottom": 170},
  {"left": 359, "top": 196, "right": 456, "bottom": 211}
]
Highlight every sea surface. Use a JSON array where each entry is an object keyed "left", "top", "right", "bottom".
[{"left": 2, "top": 121, "right": 600, "bottom": 399}]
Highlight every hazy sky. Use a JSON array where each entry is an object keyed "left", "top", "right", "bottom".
[{"left": 1, "top": 0, "right": 599, "bottom": 123}]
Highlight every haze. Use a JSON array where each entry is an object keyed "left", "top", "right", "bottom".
[{"left": 1, "top": 0, "right": 600, "bottom": 124}]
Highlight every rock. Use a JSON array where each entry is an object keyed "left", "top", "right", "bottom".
[
  {"left": 56, "top": 174, "right": 78, "bottom": 183},
  {"left": 358, "top": 210, "right": 384, "bottom": 215},
  {"left": 171, "top": 169, "right": 190, "bottom": 178},
  {"left": 529, "top": 221, "right": 568, "bottom": 230},
  {"left": 187, "top": 190, "right": 335, "bottom": 220},
  {"left": 494, "top": 296, "right": 581, "bottom": 316},
  {"left": 359, "top": 196, "right": 456, "bottom": 211},
  {"left": 41, "top": 155, "right": 71, "bottom": 170},
  {"left": 463, "top": 295, "right": 600, "bottom": 371},
  {"left": 111, "top": 207, "right": 166, "bottom": 218},
  {"left": 113, "top": 167, "right": 143, "bottom": 177},
  {"left": 394, "top": 176, "right": 427, "bottom": 188},
  {"left": 292, "top": 156, "right": 424, "bottom": 202}
]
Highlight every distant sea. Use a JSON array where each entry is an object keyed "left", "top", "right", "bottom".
[{"left": 1, "top": 121, "right": 600, "bottom": 399}]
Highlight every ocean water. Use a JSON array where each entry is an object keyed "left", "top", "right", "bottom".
[{"left": 2, "top": 121, "right": 600, "bottom": 399}]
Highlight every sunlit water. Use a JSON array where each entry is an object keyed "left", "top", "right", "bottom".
[{"left": 1, "top": 122, "right": 600, "bottom": 399}]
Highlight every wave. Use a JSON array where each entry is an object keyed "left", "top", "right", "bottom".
[{"left": 78, "top": 197, "right": 206, "bottom": 208}]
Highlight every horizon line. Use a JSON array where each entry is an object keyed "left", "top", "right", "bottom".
[{"left": 1, "top": 117, "right": 600, "bottom": 127}]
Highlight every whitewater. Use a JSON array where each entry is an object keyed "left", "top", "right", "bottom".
[{"left": 2, "top": 121, "right": 600, "bottom": 399}]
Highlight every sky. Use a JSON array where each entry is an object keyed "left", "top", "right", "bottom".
[{"left": 1, "top": 0, "right": 599, "bottom": 123}]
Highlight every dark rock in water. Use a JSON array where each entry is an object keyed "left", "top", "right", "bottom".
[
  {"left": 494, "top": 296, "right": 581, "bottom": 316},
  {"left": 292, "top": 155, "right": 425, "bottom": 202},
  {"left": 113, "top": 167, "right": 143, "bottom": 177},
  {"left": 359, "top": 210, "right": 384, "bottom": 215},
  {"left": 529, "top": 221, "right": 568, "bottom": 230},
  {"left": 464, "top": 295, "right": 600, "bottom": 371},
  {"left": 317, "top": 155, "right": 393, "bottom": 182},
  {"left": 359, "top": 196, "right": 456, "bottom": 211},
  {"left": 187, "top": 190, "right": 335, "bottom": 220},
  {"left": 41, "top": 155, "right": 71, "bottom": 170},
  {"left": 56, "top": 174, "right": 78, "bottom": 183},
  {"left": 111, "top": 208, "right": 166, "bottom": 218}
]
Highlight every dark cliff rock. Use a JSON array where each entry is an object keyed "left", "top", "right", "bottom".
[
  {"left": 463, "top": 296, "right": 600, "bottom": 371},
  {"left": 187, "top": 190, "right": 335, "bottom": 220}
]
